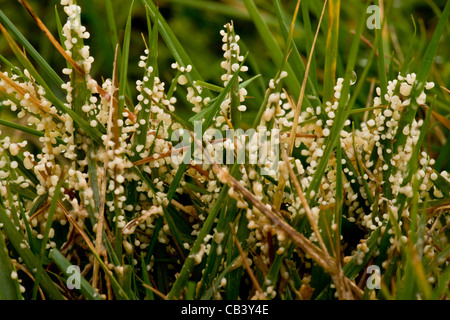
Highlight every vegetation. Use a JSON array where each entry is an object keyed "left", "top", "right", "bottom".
[{"left": 0, "top": 0, "right": 449, "bottom": 300}]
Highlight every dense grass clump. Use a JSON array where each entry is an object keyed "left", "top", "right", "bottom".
[{"left": 0, "top": 0, "right": 449, "bottom": 300}]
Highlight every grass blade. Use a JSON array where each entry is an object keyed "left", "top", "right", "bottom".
[
  {"left": 0, "top": 205, "right": 64, "bottom": 300},
  {"left": 141, "top": 0, "right": 206, "bottom": 86},
  {"left": 393, "top": 1, "right": 450, "bottom": 153},
  {"left": 118, "top": 1, "right": 134, "bottom": 120},
  {"left": 243, "top": 0, "right": 301, "bottom": 100},
  {"left": 306, "top": 0, "right": 369, "bottom": 196},
  {"left": 323, "top": 0, "right": 340, "bottom": 102},
  {"left": 0, "top": 9, "right": 63, "bottom": 89},
  {"left": 167, "top": 164, "right": 239, "bottom": 299},
  {"left": 0, "top": 230, "right": 22, "bottom": 300}
]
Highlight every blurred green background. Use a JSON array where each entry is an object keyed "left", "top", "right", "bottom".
[{"left": 0, "top": 0, "right": 449, "bottom": 167}]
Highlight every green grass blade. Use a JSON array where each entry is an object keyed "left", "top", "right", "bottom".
[
  {"left": 375, "top": 0, "right": 388, "bottom": 104},
  {"left": 393, "top": 1, "right": 450, "bottom": 153},
  {"left": 167, "top": 164, "right": 239, "bottom": 299},
  {"left": 0, "top": 27, "right": 104, "bottom": 142},
  {"left": 343, "top": 224, "right": 383, "bottom": 279},
  {"left": 0, "top": 9, "right": 63, "bottom": 89},
  {"left": 105, "top": 0, "right": 120, "bottom": 49},
  {"left": 49, "top": 249, "right": 103, "bottom": 300},
  {"left": 0, "top": 119, "right": 48, "bottom": 142},
  {"left": 197, "top": 201, "right": 240, "bottom": 298},
  {"left": 272, "top": 0, "right": 321, "bottom": 108},
  {"left": 334, "top": 141, "right": 343, "bottom": 257},
  {"left": 0, "top": 230, "right": 22, "bottom": 300},
  {"left": 195, "top": 74, "right": 262, "bottom": 95},
  {"left": 0, "top": 54, "right": 28, "bottom": 80},
  {"left": 432, "top": 171, "right": 450, "bottom": 198},
  {"left": 323, "top": 0, "right": 340, "bottom": 102}
]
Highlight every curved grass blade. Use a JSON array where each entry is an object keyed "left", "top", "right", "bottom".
[
  {"left": 49, "top": 249, "right": 103, "bottom": 300},
  {"left": 118, "top": 1, "right": 134, "bottom": 121}
]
